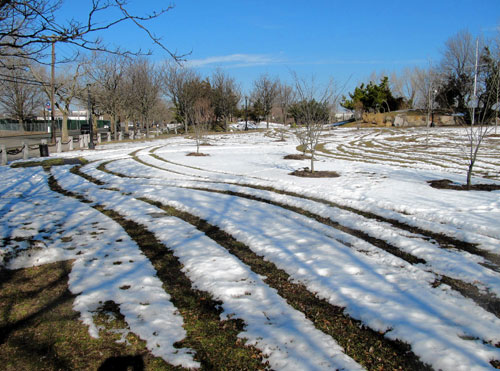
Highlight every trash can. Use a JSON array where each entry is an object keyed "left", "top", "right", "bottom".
[{"left": 39, "top": 144, "right": 49, "bottom": 157}]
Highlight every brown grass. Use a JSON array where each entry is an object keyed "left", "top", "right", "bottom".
[
  {"left": 0, "top": 261, "right": 175, "bottom": 370},
  {"left": 283, "top": 154, "right": 311, "bottom": 160},
  {"left": 290, "top": 169, "right": 340, "bottom": 178},
  {"left": 428, "top": 179, "right": 500, "bottom": 192}
]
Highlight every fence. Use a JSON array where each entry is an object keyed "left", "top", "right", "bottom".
[
  {"left": 0, "top": 128, "right": 170, "bottom": 165},
  {"left": 0, "top": 119, "right": 111, "bottom": 133}
]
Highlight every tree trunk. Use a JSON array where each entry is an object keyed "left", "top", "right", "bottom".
[
  {"left": 466, "top": 163, "right": 473, "bottom": 190},
  {"left": 62, "top": 113, "right": 69, "bottom": 142},
  {"left": 111, "top": 115, "right": 116, "bottom": 136},
  {"left": 18, "top": 118, "right": 26, "bottom": 132}
]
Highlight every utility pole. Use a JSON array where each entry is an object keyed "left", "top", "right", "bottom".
[
  {"left": 87, "top": 84, "right": 95, "bottom": 149},
  {"left": 50, "top": 37, "right": 56, "bottom": 144}
]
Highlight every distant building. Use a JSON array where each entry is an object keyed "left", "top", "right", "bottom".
[
  {"left": 333, "top": 111, "right": 354, "bottom": 121},
  {"left": 36, "top": 109, "right": 103, "bottom": 121}
]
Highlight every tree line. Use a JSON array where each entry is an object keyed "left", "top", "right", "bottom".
[
  {"left": 1, "top": 2, "right": 499, "bottom": 144},
  {"left": 0, "top": 51, "right": 341, "bottom": 141},
  {"left": 342, "top": 29, "right": 500, "bottom": 127}
]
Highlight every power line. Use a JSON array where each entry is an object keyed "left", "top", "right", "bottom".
[{"left": 0, "top": 73, "right": 50, "bottom": 86}]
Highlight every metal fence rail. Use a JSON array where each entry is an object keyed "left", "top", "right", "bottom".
[{"left": 0, "top": 119, "right": 111, "bottom": 133}]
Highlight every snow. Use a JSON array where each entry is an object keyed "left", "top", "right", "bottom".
[
  {"left": 1, "top": 126, "right": 500, "bottom": 370},
  {"left": 53, "top": 164, "right": 362, "bottom": 370},
  {"left": 0, "top": 167, "right": 198, "bottom": 368}
]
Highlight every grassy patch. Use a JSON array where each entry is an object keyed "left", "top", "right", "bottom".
[
  {"left": 438, "top": 276, "right": 500, "bottom": 321},
  {"left": 0, "top": 261, "right": 176, "bottom": 370},
  {"left": 10, "top": 158, "right": 87, "bottom": 171}
]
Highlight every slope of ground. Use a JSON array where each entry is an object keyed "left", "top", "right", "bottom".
[{"left": 1, "top": 127, "right": 500, "bottom": 370}]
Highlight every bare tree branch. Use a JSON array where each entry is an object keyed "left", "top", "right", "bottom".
[{"left": 0, "top": 0, "right": 184, "bottom": 65}]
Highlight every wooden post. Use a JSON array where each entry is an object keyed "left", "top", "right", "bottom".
[
  {"left": 1, "top": 145, "right": 6, "bottom": 165},
  {"left": 22, "top": 141, "right": 29, "bottom": 160}
]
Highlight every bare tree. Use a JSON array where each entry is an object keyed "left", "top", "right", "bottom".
[
  {"left": 292, "top": 74, "right": 338, "bottom": 173},
  {"left": 0, "top": 58, "right": 43, "bottom": 126},
  {"left": 436, "top": 30, "right": 479, "bottom": 115},
  {"left": 123, "top": 58, "right": 161, "bottom": 138},
  {"left": 85, "top": 53, "right": 126, "bottom": 139},
  {"left": 460, "top": 44, "right": 499, "bottom": 188},
  {"left": 276, "top": 81, "right": 295, "bottom": 126},
  {"left": 211, "top": 68, "right": 239, "bottom": 131},
  {"left": 31, "top": 60, "right": 86, "bottom": 141},
  {"left": 0, "top": 0, "right": 182, "bottom": 66},
  {"left": 433, "top": 31, "right": 500, "bottom": 188},
  {"left": 150, "top": 98, "right": 173, "bottom": 134},
  {"left": 192, "top": 97, "right": 214, "bottom": 154},
  {"left": 251, "top": 74, "right": 278, "bottom": 129},
  {"left": 413, "top": 66, "right": 440, "bottom": 123},
  {"left": 161, "top": 62, "right": 199, "bottom": 133},
  {"left": 293, "top": 125, "right": 308, "bottom": 156},
  {"left": 390, "top": 67, "right": 418, "bottom": 108}
]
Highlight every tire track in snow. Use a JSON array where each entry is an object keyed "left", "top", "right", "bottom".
[
  {"left": 47, "top": 167, "right": 269, "bottom": 370},
  {"left": 81, "top": 159, "right": 500, "bottom": 370},
  {"left": 143, "top": 147, "right": 500, "bottom": 270},
  {"left": 72, "top": 163, "right": 431, "bottom": 371},
  {"left": 55, "top": 165, "right": 369, "bottom": 371},
  {"left": 107, "top": 151, "right": 500, "bottom": 317},
  {"left": 319, "top": 128, "right": 500, "bottom": 180},
  {"left": 169, "top": 185, "right": 500, "bottom": 319}
]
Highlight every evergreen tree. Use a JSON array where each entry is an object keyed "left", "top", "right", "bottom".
[{"left": 341, "top": 77, "right": 404, "bottom": 113}]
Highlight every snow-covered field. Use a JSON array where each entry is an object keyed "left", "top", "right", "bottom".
[{"left": 1, "top": 126, "right": 500, "bottom": 370}]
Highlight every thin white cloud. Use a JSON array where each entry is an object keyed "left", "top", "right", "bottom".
[
  {"left": 303, "top": 58, "right": 428, "bottom": 66},
  {"left": 185, "top": 53, "right": 426, "bottom": 70},
  {"left": 186, "top": 53, "right": 283, "bottom": 68},
  {"left": 481, "top": 25, "right": 500, "bottom": 33}
]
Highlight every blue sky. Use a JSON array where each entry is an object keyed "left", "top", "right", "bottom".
[{"left": 56, "top": 0, "right": 500, "bottom": 95}]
